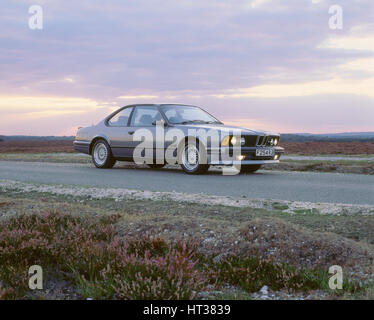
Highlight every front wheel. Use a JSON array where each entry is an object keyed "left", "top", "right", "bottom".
[
  {"left": 240, "top": 164, "right": 262, "bottom": 174},
  {"left": 92, "top": 139, "right": 116, "bottom": 169},
  {"left": 179, "top": 142, "right": 209, "bottom": 174}
]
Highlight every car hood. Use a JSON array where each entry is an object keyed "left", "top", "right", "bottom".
[{"left": 173, "top": 123, "right": 279, "bottom": 136}]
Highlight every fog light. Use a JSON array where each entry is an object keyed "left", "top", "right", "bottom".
[
  {"left": 274, "top": 155, "right": 279, "bottom": 160},
  {"left": 237, "top": 155, "right": 245, "bottom": 161}
]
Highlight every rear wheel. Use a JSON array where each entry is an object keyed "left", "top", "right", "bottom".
[
  {"left": 240, "top": 164, "right": 262, "bottom": 174},
  {"left": 179, "top": 141, "right": 209, "bottom": 174},
  {"left": 92, "top": 139, "right": 116, "bottom": 169}
]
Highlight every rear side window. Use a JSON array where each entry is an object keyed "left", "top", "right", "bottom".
[
  {"left": 130, "top": 106, "right": 162, "bottom": 126},
  {"left": 108, "top": 107, "right": 133, "bottom": 127}
]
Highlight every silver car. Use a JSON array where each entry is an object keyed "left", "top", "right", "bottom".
[{"left": 74, "top": 104, "right": 284, "bottom": 174}]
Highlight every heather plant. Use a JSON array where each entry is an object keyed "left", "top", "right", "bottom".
[
  {"left": 0, "top": 211, "right": 205, "bottom": 299},
  {"left": 76, "top": 238, "right": 205, "bottom": 299},
  {"left": 239, "top": 218, "right": 368, "bottom": 270},
  {"left": 112, "top": 242, "right": 205, "bottom": 299},
  {"left": 0, "top": 210, "right": 367, "bottom": 299},
  {"left": 205, "top": 254, "right": 367, "bottom": 295},
  {"left": 205, "top": 255, "right": 325, "bottom": 293},
  {"left": 0, "top": 284, "right": 16, "bottom": 299}
]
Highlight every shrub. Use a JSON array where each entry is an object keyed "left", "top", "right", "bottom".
[
  {"left": 0, "top": 211, "right": 366, "bottom": 299},
  {"left": 206, "top": 255, "right": 325, "bottom": 293},
  {"left": 0, "top": 211, "right": 205, "bottom": 299}
]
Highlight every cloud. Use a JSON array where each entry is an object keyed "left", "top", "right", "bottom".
[
  {"left": 1, "top": 0, "right": 374, "bottom": 134},
  {"left": 319, "top": 35, "right": 374, "bottom": 52},
  {"left": 0, "top": 96, "right": 103, "bottom": 114},
  {"left": 118, "top": 95, "right": 159, "bottom": 100},
  {"left": 211, "top": 77, "right": 374, "bottom": 98},
  {"left": 0, "top": 95, "right": 112, "bottom": 135}
]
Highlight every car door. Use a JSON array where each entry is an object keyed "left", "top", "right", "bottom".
[
  {"left": 106, "top": 106, "right": 135, "bottom": 159},
  {"left": 128, "top": 105, "right": 165, "bottom": 163}
]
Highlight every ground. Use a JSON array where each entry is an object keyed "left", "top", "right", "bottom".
[
  {"left": 0, "top": 140, "right": 373, "bottom": 300},
  {"left": 1, "top": 182, "right": 374, "bottom": 300}
]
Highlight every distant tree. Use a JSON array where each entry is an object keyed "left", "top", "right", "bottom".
[{"left": 0, "top": 138, "right": 4, "bottom": 142}]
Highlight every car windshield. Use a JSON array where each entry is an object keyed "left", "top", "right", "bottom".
[{"left": 161, "top": 105, "right": 221, "bottom": 125}]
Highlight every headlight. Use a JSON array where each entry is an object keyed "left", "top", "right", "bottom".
[
  {"left": 222, "top": 135, "right": 245, "bottom": 146},
  {"left": 269, "top": 138, "right": 278, "bottom": 146},
  {"left": 231, "top": 136, "right": 238, "bottom": 145},
  {"left": 232, "top": 136, "right": 245, "bottom": 146}
]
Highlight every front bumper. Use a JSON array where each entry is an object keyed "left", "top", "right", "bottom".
[{"left": 207, "top": 146, "right": 284, "bottom": 165}]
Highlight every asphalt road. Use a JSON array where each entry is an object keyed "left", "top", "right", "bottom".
[{"left": 1, "top": 161, "right": 373, "bottom": 205}]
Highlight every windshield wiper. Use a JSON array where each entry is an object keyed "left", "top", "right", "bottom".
[
  {"left": 178, "top": 120, "right": 206, "bottom": 124},
  {"left": 204, "top": 121, "right": 221, "bottom": 124},
  {"left": 173, "top": 120, "right": 221, "bottom": 125}
]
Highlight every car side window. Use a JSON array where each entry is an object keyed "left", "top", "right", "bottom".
[
  {"left": 130, "top": 106, "right": 162, "bottom": 127},
  {"left": 108, "top": 107, "right": 133, "bottom": 127}
]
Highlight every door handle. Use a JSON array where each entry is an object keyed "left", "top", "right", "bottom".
[{"left": 128, "top": 131, "right": 135, "bottom": 135}]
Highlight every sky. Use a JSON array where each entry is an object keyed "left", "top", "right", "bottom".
[{"left": 1, "top": 0, "right": 374, "bottom": 135}]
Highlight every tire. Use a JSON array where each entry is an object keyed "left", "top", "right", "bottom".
[
  {"left": 179, "top": 141, "right": 209, "bottom": 175},
  {"left": 91, "top": 139, "right": 116, "bottom": 169},
  {"left": 240, "top": 164, "right": 262, "bottom": 174},
  {"left": 148, "top": 164, "right": 165, "bottom": 169}
]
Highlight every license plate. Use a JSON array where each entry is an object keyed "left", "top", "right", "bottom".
[{"left": 256, "top": 148, "right": 275, "bottom": 157}]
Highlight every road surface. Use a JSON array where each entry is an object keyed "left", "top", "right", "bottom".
[{"left": 0, "top": 161, "right": 373, "bottom": 205}]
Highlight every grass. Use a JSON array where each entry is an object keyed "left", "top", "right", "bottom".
[
  {"left": 0, "top": 153, "right": 91, "bottom": 164},
  {"left": 286, "top": 154, "right": 374, "bottom": 158},
  {"left": 281, "top": 159, "right": 373, "bottom": 166},
  {"left": 264, "top": 159, "right": 374, "bottom": 175},
  {"left": 271, "top": 202, "right": 289, "bottom": 211},
  {"left": 1, "top": 190, "right": 374, "bottom": 299}
]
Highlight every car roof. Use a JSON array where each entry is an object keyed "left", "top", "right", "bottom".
[
  {"left": 106, "top": 103, "right": 199, "bottom": 119},
  {"left": 121, "top": 103, "right": 198, "bottom": 107}
]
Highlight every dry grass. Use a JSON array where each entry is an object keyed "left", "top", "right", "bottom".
[
  {"left": 281, "top": 142, "right": 374, "bottom": 155},
  {"left": 0, "top": 140, "right": 74, "bottom": 153}
]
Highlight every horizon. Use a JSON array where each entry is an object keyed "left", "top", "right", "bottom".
[
  {"left": 2, "top": 131, "right": 374, "bottom": 138},
  {"left": 1, "top": 1, "right": 374, "bottom": 135}
]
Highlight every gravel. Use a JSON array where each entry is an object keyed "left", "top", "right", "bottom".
[{"left": 1, "top": 179, "right": 373, "bottom": 216}]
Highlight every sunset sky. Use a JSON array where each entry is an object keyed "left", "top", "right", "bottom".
[{"left": 1, "top": 0, "right": 374, "bottom": 135}]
